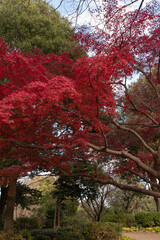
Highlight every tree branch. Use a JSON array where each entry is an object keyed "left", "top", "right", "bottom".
[
  {"left": 119, "top": 82, "right": 159, "bottom": 125},
  {"left": 86, "top": 142, "right": 159, "bottom": 178},
  {"left": 61, "top": 172, "right": 160, "bottom": 199},
  {"left": 113, "top": 119, "right": 157, "bottom": 157},
  {"left": 96, "top": 177, "right": 160, "bottom": 198},
  {"left": 135, "top": 66, "right": 160, "bottom": 102}
]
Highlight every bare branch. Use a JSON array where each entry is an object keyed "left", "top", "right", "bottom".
[
  {"left": 55, "top": 0, "right": 64, "bottom": 10},
  {"left": 122, "top": 166, "right": 160, "bottom": 187},
  {"left": 96, "top": 177, "right": 160, "bottom": 198},
  {"left": 157, "top": 53, "right": 160, "bottom": 83},
  {"left": 61, "top": 172, "right": 160, "bottom": 198},
  {"left": 120, "top": 82, "right": 159, "bottom": 125},
  {"left": 119, "top": 122, "right": 158, "bottom": 128},
  {"left": 130, "top": 0, "right": 145, "bottom": 27},
  {"left": 135, "top": 66, "right": 160, "bottom": 102},
  {"left": 80, "top": 199, "right": 95, "bottom": 221},
  {"left": 86, "top": 142, "right": 159, "bottom": 178},
  {"left": 113, "top": 119, "right": 157, "bottom": 157}
]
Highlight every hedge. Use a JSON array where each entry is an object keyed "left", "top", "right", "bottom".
[
  {"left": 135, "top": 212, "right": 160, "bottom": 227},
  {"left": 101, "top": 213, "right": 135, "bottom": 227}
]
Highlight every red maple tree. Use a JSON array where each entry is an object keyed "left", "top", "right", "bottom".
[
  {"left": 74, "top": 0, "right": 160, "bottom": 205},
  {"left": 0, "top": 0, "right": 160, "bottom": 231}
]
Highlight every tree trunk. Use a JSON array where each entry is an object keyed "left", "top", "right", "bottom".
[
  {"left": 154, "top": 197, "right": 160, "bottom": 212},
  {"left": 3, "top": 178, "right": 17, "bottom": 232},
  {"left": 0, "top": 185, "right": 8, "bottom": 229},
  {"left": 53, "top": 203, "right": 57, "bottom": 230},
  {"left": 57, "top": 202, "right": 61, "bottom": 229}
]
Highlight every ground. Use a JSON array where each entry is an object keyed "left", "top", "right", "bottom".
[{"left": 123, "top": 231, "right": 160, "bottom": 240}]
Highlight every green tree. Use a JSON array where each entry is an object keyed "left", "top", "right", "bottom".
[
  {"left": 35, "top": 176, "right": 79, "bottom": 229},
  {"left": 15, "top": 182, "right": 41, "bottom": 210},
  {"left": 53, "top": 172, "right": 110, "bottom": 222},
  {"left": 0, "top": 0, "right": 85, "bottom": 58},
  {"left": 108, "top": 186, "right": 156, "bottom": 214}
]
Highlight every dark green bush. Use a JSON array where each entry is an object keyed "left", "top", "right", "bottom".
[
  {"left": 14, "top": 217, "right": 40, "bottom": 231},
  {"left": 0, "top": 231, "right": 32, "bottom": 240},
  {"left": 101, "top": 213, "right": 135, "bottom": 227},
  {"left": 152, "top": 212, "right": 160, "bottom": 226},
  {"left": 135, "top": 212, "right": 160, "bottom": 227},
  {"left": 31, "top": 229, "right": 56, "bottom": 240},
  {"left": 124, "top": 214, "right": 136, "bottom": 227},
  {"left": 31, "top": 228, "right": 83, "bottom": 240}
]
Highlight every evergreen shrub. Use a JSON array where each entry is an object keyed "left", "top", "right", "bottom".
[
  {"left": 101, "top": 213, "right": 135, "bottom": 227},
  {"left": 31, "top": 228, "right": 83, "bottom": 240},
  {"left": 135, "top": 212, "right": 160, "bottom": 227},
  {"left": 14, "top": 217, "right": 39, "bottom": 231}
]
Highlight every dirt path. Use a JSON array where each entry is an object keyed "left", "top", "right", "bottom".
[{"left": 123, "top": 231, "right": 160, "bottom": 240}]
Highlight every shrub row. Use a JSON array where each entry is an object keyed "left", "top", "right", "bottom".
[
  {"left": 102, "top": 212, "right": 160, "bottom": 228},
  {"left": 13, "top": 212, "right": 160, "bottom": 239},
  {"left": 135, "top": 212, "right": 160, "bottom": 227},
  {"left": 13, "top": 217, "right": 122, "bottom": 240},
  {"left": 31, "top": 223, "right": 122, "bottom": 240},
  {"left": 101, "top": 213, "right": 135, "bottom": 227}
]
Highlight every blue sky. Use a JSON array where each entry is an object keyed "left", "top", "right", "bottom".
[
  {"left": 50, "top": 0, "right": 98, "bottom": 26},
  {"left": 50, "top": 0, "right": 71, "bottom": 16}
]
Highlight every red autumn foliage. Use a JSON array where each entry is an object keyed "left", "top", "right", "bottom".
[{"left": 0, "top": 0, "right": 160, "bottom": 198}]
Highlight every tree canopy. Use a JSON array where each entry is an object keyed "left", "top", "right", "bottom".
[
  {"left": 0, "top": 0, "right": 160, "bottom": 194},
  {"left": 0, "top": 0, "right": 160, "bottom": 232},
  {"left": 0, "top": 0, "right": 85, "bottom": 58}
]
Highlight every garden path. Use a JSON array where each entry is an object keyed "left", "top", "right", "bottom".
[{"left": 123, "top": 231, "right": 160, "bottom": 240}]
